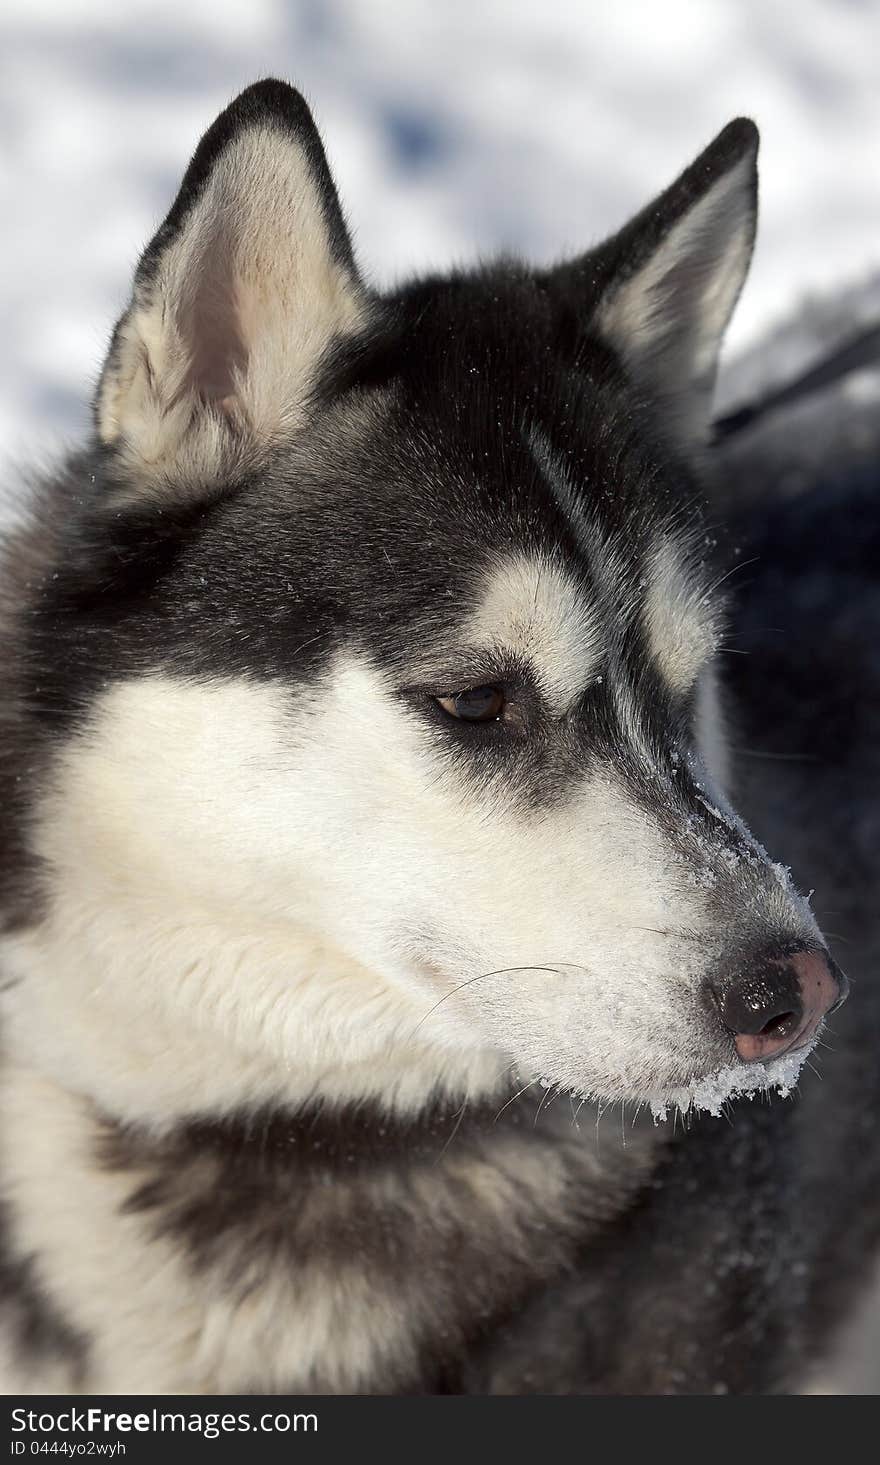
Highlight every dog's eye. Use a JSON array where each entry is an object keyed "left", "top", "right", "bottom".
[{"left": 436, "top": 685, "right": 505, "bottom": 722}]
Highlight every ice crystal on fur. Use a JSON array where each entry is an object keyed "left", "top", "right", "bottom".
[{"left": 647, "top": 1049, "right": 809, "bottom": 1123}]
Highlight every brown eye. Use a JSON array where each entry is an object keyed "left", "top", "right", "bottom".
[{"left": 436, "top": 685, "right": 505, "bottom": 722}]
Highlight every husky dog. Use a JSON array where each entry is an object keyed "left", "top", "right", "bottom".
[{"left": 0, "top": 80, "right": 876, "bottom": 1395}]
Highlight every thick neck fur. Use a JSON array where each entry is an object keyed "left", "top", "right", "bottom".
[{"left": 0, "top": 1057, "right": 662, "bottom": 1394}]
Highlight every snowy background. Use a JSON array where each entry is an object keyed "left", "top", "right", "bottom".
[{"left": 2, "top": 0, "right": 880, "bottom": 463}]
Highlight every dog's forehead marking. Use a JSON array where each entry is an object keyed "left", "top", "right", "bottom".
[
  {"left": 465, "top": 552, "right": 602, "bottom": 712},
  {"left": 527, "top": 427, "right": 584, "bottom": 534},
  {"left": 643, "top": 538, "right": 719, "bottom": 693},
  {"left": 526, "top": 426, "right": 641, "bottom": 626}
]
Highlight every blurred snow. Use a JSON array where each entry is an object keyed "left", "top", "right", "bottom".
[{"left": 2, "top": 0, "right": 879, "bottom": 458}]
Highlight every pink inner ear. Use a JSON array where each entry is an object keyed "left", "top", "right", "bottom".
[{"left": 177, "top": 224, "right": 249, "bottom": 405}]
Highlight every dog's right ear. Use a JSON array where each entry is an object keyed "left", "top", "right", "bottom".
[
  {"left": 552, "top": 119, "right": 758, "bottom": 449},
  {"left": 96, "top": 80, "right": 365, "bottom": 498}
]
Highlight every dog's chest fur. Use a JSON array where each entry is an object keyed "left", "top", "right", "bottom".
[{"left": 0, "top": 1065, "right": 659, "bottom": 1394}]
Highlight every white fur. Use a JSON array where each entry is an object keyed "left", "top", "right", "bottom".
[
  {"left": 644, "top": 537, "right": 719, "bottom": 692},
  {"left": 0, "top": 675, "right": 508, "bottom": 1127},
  {"left": 464, "top": 552, "right": 602, "bottom": 711}
]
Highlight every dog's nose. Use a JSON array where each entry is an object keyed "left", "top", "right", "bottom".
[{"left": 716, "top": 948, "right": 846, "bottom": 1063}]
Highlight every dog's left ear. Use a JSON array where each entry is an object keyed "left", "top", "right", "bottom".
[
  {"left": 556, "top": 119, "right": 758, "bottom": 446},
  {"left": 96, "top": 79, "right": 365, "bottom": 496}
]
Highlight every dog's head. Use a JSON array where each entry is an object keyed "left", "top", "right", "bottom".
[{"left": 5, "top": 82, "right": 844, "bottom": 1121}]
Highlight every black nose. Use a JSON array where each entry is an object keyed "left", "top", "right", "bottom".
[{"left": 714, "top": 947, "right": 846, "bottom": 1063}]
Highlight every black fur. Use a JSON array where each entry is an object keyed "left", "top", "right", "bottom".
[{"left": 0, "top": 1205, "right": 86, "bottom": 1384}]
